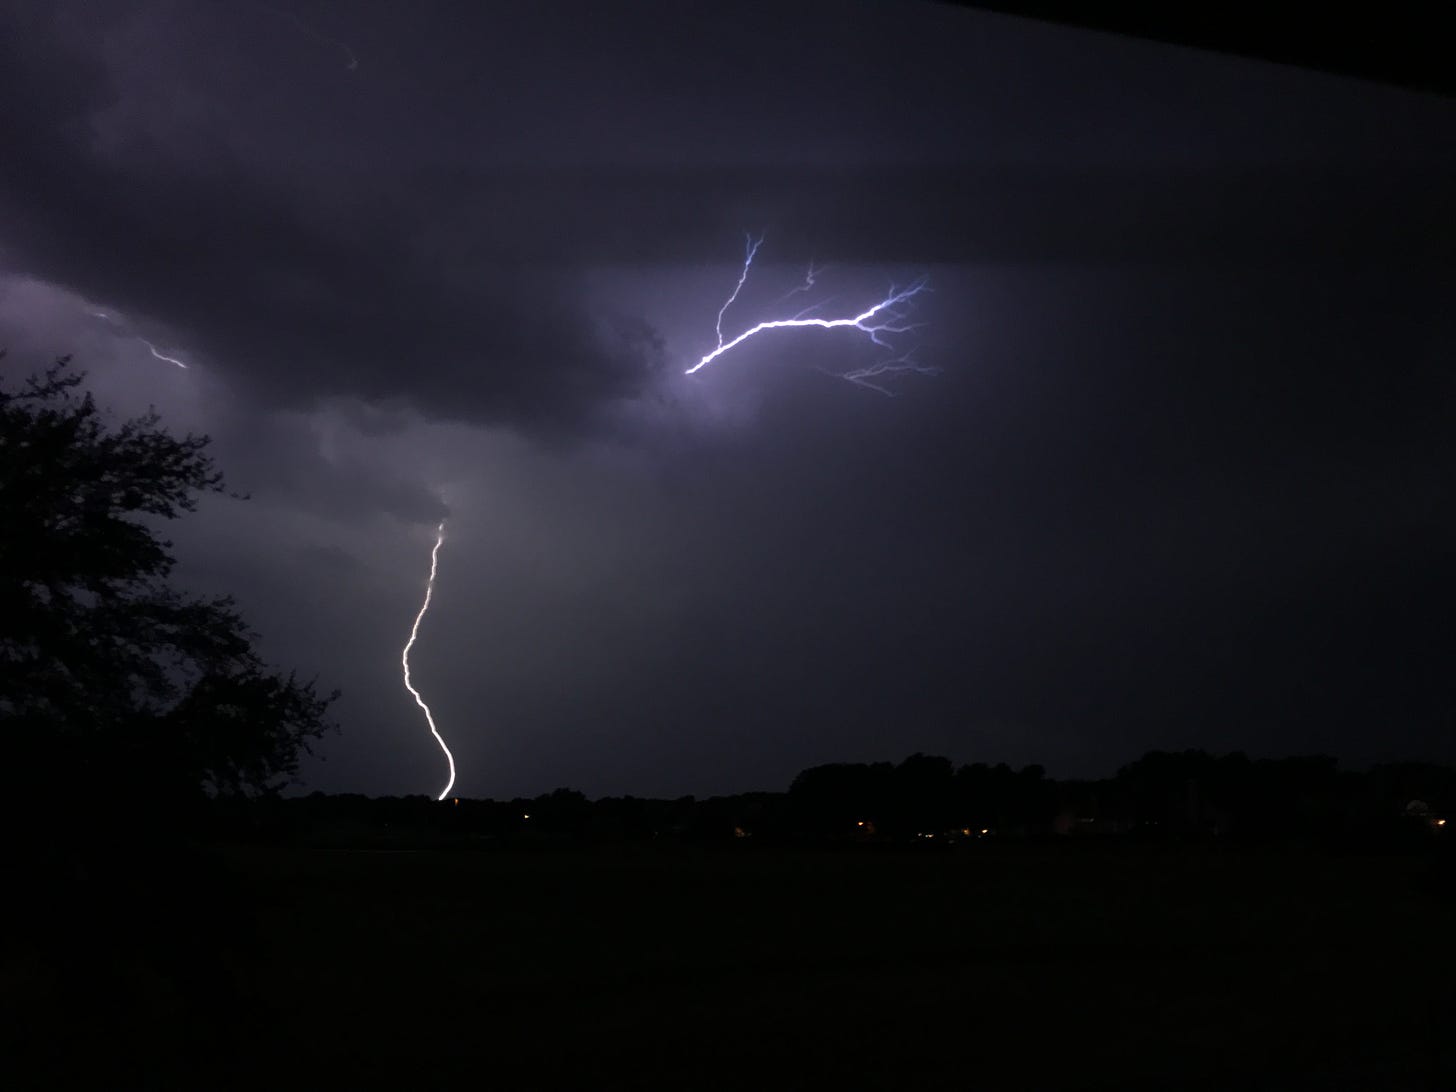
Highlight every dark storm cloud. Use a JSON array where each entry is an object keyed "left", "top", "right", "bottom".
[
  {"left": 412, "top": 163, "right": 1454, "bottom": 267},
  {"left": 207, "top": 407, "right": 450, "bottom": 524},
  {"left": 0, "top": 3, "right": 670, "bottom": 434},
  {"left": 0, "top": 137, "right": 667, "bottom": 433}
]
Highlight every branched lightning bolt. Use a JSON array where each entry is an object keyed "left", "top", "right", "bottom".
[
  {"left": 689, "top": 237, "right": 932, "bottom": 394},
  {"left": 688, "top": 274, "right": 930, "bottom": 375},
  {"left": 402, "top": 520, "right": 456, "bottom": 800},
  {"left": 715, "top": 233, "right": 764, "bottom": 350}
]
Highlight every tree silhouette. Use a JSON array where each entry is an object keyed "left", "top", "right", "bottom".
[
  {"left": 1, "top": 355, "right": 337, "bottom": 813},
  {"left": 0, "top": 355, "right": 344, "bottom": 1083}
]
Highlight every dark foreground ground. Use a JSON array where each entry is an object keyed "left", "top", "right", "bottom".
[{"left": 10, "top": 842, "right": 1456, "bottom": 1090}]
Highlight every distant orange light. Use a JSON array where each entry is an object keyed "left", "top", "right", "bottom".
[
  {"left": 1439, "top": 819, "right": 1448, "bottom": 827},
  {"left": 856, "top": 821, "right": 865, "bottom": 827},
  {"left": 980, "top": 829, "right": 989, "bottom": 835},
  {"left": 522, "top": 813, "right": 531, "bottom": 820}
]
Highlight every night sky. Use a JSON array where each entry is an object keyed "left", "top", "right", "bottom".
[{"left": 1, "top": 1, "right": 1451, "bottom": 798}]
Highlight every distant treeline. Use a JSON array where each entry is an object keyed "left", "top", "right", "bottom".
[{"left": 212, "top": 750, "right": 1456, "bottom": 850}]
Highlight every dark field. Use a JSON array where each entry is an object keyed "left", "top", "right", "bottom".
[{"left": 15, "top": 844, "right": 1456, "bottom": 1089}]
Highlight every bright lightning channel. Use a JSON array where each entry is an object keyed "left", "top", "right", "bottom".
[
  {"left": 402, "top": 519, "right": 456, "bottom": 800},
  {"left": 687, "top": 273, "right": 930, "bottom": 377}
]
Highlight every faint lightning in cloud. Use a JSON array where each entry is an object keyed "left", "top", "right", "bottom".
[
  {"left": 715, "top": 233, "right": 764, "bottom": 350},
  {"left": 789, "top": 295, "right": 839, "bottom": 320},
  {"left": 87, "top": 309, "right": 190, "bottom": 369},
  {"left": 140, "top": 338, "right": 189, "bottom": 370},
  {"left": 838, "top": 350, "right": 940, "bottom": 397},
  {"left": 776, "top": 258, "right": 825, "bottom": 302},
  {"left": 259, "top": 3, "right": 360, "bottom": 71},
  {"left": 402, "top": 520, "right": 456, "bottom": 800}
]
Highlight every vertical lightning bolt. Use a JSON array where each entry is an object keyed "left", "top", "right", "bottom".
[
  {"left": 716, "top": 233, "right": 764, "bottom": 349},
  {"left": 689, "top": 237, "right": 932, "bottom": 394},
  {"left": 402, "top": 520, "right": 456, "bottom": 800}
]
